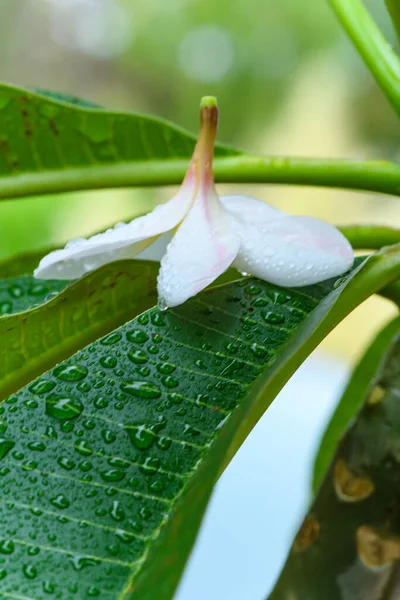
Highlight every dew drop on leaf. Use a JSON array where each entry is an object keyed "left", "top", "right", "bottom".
[
  {"left": 126, "top": 329, "right": 149, "bottom": 344},
  {"left": 0, "top": 540, "right": 14, "bottom": 554},
  {"left": 46, "top": 395, "right": 83, "bottom": 420},
  {"left": 100, "top": 356, "right": 117, "bottom": 369},
  {"left": 53, "top": 364, "right": 88, "bottom": 382},
  {"left": 50, "top": 494, "right": 70, "bottom": 509},
  {"left": 126, "top": 425, "right": 156, "bottom": 450},
  {"left": 22, "top": 564, "right": 37, "bottom": 579},
  {"left": 100, "top": 469, "right": 126, "bottom": 482},
  {"left": 127, "top": 350, "right": 149, "bottom": 364},
  {"left": 261, "top": 310, "right": 285, "bottom": 324},
  {"left": 120, "top": 381, "right": 161, "bottom": 399},
  {"left": 29, "top": 379, "right": 56, "bottom": 395}
]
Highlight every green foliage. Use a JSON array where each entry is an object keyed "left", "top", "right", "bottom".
[
  {"left": 0, "top": 260, "right": 159, "bottom": 402},
  {"left": 267, "top": 316, "right": 400, "bottom": 599},
  {"left": 0, "top": 268, "right": 359, "bottom": 599}
]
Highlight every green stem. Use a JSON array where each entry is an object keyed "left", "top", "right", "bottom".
[
  {"left": 329, "top": 0, "right": 400, "bottom": 116},
  {"left": 339, "top": 225, "right": 400, "bottom": 249},
  {"left": 2, "top": 156, "right": 400, "bottom": 199}
]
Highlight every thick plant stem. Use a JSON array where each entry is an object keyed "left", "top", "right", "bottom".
[
  {"left": 329, "top": 0, "right": 400, "bottom": 117},
  {"left": 339, "top": 224, "right": 400, "bottom": 249},
  {"left": 2, "top": 156, "right": 400, "bottom": 199}
]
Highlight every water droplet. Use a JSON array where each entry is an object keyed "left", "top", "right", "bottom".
[
  {"left": 0, "top": 540, "right": 14, "bottom": 554},
  {"left": 94, "top": 396, "right": 108, "bottom": 409},
  {"left": 157, "top": 362, "right": 176, "bottom": 374},
  {"left": 139, "top": 457, "right": 160, "bottom": 475},
  {"left": 245, "top": 284, "right": 261, "bottom": 295},
  {"left": 58, "top": 457, "right": 75, "bottom": 471},
  {"left": 29, "top": 283, "right": 49, "bottom": 296},
  {"left": 115, "top": 529, "right": 137, "bottom": 544},
  {"left": 79, "top": 460, "right": 92, "bottom": 472},
  {"left": 23, "top": 564, "right": 37, "bottom": 579},
  {"left": 261, "top": 310, "right": 285, "bottom": 324},
  {"left": 74, "top": 440, "right": 93, "bottom": 456},
  {"left": 0, "top": 301, "right": 12, "bottom": 315},
  {"left": 140, "top": 507, "right": 152, "bottom": 520},
  {"left": 101, "top": 332, "right": 122, "bottom": 346},
  {"left": 161, "top": 375, "right": 179, "bottom": 388},
  {"left": 46, "top": 395, "right": 83, "bottom": 420},
  {"left": 101, "top": 429, "right": 116, "bottom": 444},
  {"left": 27, "top": 441, "right": 46, "bottom": 452},
  {"left": 54, "top": 364, "right": 88, "bottom": 382},
  {"left": 250, "top": 344, "right": 269, "bottom": 359},
  {"left": 43, "top": 580, "right": 55, "bottom": 593},
  {"left": 137, "top": 313, "right": 149, "bottom": 325},
  {"left": 128, "top": 350, "right": 149, "bottom": 364},
  {"left": 120, "top": 381, "right": 161, "bottom": 399},
  {"left": 126, "top": 425, "right": 155, "bottom": 450},
  {"left": 157, "top": 437, "right": 172, "bottom": 450},
  {"left": 50, "top": 494, "right": 70, "bottom": 509},
  {"left": 101, "top": 469, "right": 126, "bottom": 482},
  {"left": 110, "top": 500, "right": 125, "bottom": 522},
  {"left": 29, "top": 379, "right": 56, "bottom": 395},
  {"left": 87, "top": 586, "right": 101, "bottom": 597},
  {"left": 127, "top": 329, "right": 149, "bottom": 344},
  {"left": 8, "top": 284, "right": 23, "bottom": 298},
  {"left": 69, "top": 555, "right": 100, "bottom": 571},
  {"left": 0, "top": 439, "right": 15, "bottom": 460},
  {"left": 100, "top": 356, "right": 117, "bottom": 369},
  {"left": 150, "top": 480, "right": 164, "bottom": 492},
  {"left": 151, "top": 311, "right": 166, "bottom": 326}
]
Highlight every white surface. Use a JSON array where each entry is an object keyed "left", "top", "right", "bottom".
[{"left": 175, "top": 351, "right": 351, "bottom": 600}]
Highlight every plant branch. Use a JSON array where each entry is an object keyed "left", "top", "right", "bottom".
[
  {"left": 2, "top": 156, "right": 400, "bottom": 199},
  {"left": 339, "top": 225, "right": 400, "bottom": 249},
  {"left": 329, "top": 0, "right": 400, "bottom": 117}
]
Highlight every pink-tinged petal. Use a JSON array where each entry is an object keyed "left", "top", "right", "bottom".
[
  {"left": 157, "top": 188, "right": 240, "bottom": 308},
  {"left": 34, "top": 187, "right": 195, "bottom": 280},
  {"left": 222, "top": 194, "right": 353, "bottom": 286}
]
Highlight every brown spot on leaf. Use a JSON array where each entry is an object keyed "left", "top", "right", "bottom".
[
  {"left": 334, "top": 458, "right": 375, "bottom": 502},
  {"left": 367, "top": 384, "right": 386, "bottom": 405},
  {"left": 48, "top": 118, "right": 59, "bottom": 136},
  {"left": 293, "top": 514, "right": 320, "bottom": 552},
  {"left": 357, "top": 526, "right": 400, "bottom": 568}
]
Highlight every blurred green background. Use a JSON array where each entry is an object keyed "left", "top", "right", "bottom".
[{"left": 0, "top": 0, "right": 399, "bottom": 359}]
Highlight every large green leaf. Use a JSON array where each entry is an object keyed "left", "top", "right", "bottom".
[
  {"left": 313, "top": 314, "right": 400, "bottom": 492},
  {"left": 0, "top": 83, "right": 239, "bottom": 200},
  {"left": 0, "top": 260, "right": 158, "bottom": 401},
  {"left": 267, "top": 314, "right": 400, "bottom": 600},
  {"left": 1, "top": 246, "right": 400, "bottom": 599}
]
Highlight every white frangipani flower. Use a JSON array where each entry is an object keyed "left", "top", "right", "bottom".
[{"left": 35, "top": 97, "right": 354, "bottom": 308}]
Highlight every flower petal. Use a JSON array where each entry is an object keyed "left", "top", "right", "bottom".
[
  {"left": 157, "top": 190, "right": 240, "bottom": 308},
  {"left": 34, "top": 189, "right": 194, "bottom": 280},
  {"left": 221, "top": 195, "right": 354, "bottom": 287}
]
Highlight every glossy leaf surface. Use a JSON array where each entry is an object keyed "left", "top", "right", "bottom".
[{"left": 0, "top": 260, "right": 158, "bottom": 401}]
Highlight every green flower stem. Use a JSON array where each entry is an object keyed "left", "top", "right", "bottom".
[
  {"left": 2, "top": 156, "right": 400, "bottom": 199},
  {"left": 339, "top": 225, "right": 400, "bottom": 249},
  {"left": 329, "top": 0, "right": 400, "bottom": 116}
]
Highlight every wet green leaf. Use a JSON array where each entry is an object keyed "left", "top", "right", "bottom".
[
  {"left": 268, "top": 314, "right": 400, "bottom": 600},
  {"left": 0, "top": 260, "right": 159, "bottom": 400},
  {"left": 1, "top": 245, "right": 400, "bottom": 599}
]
